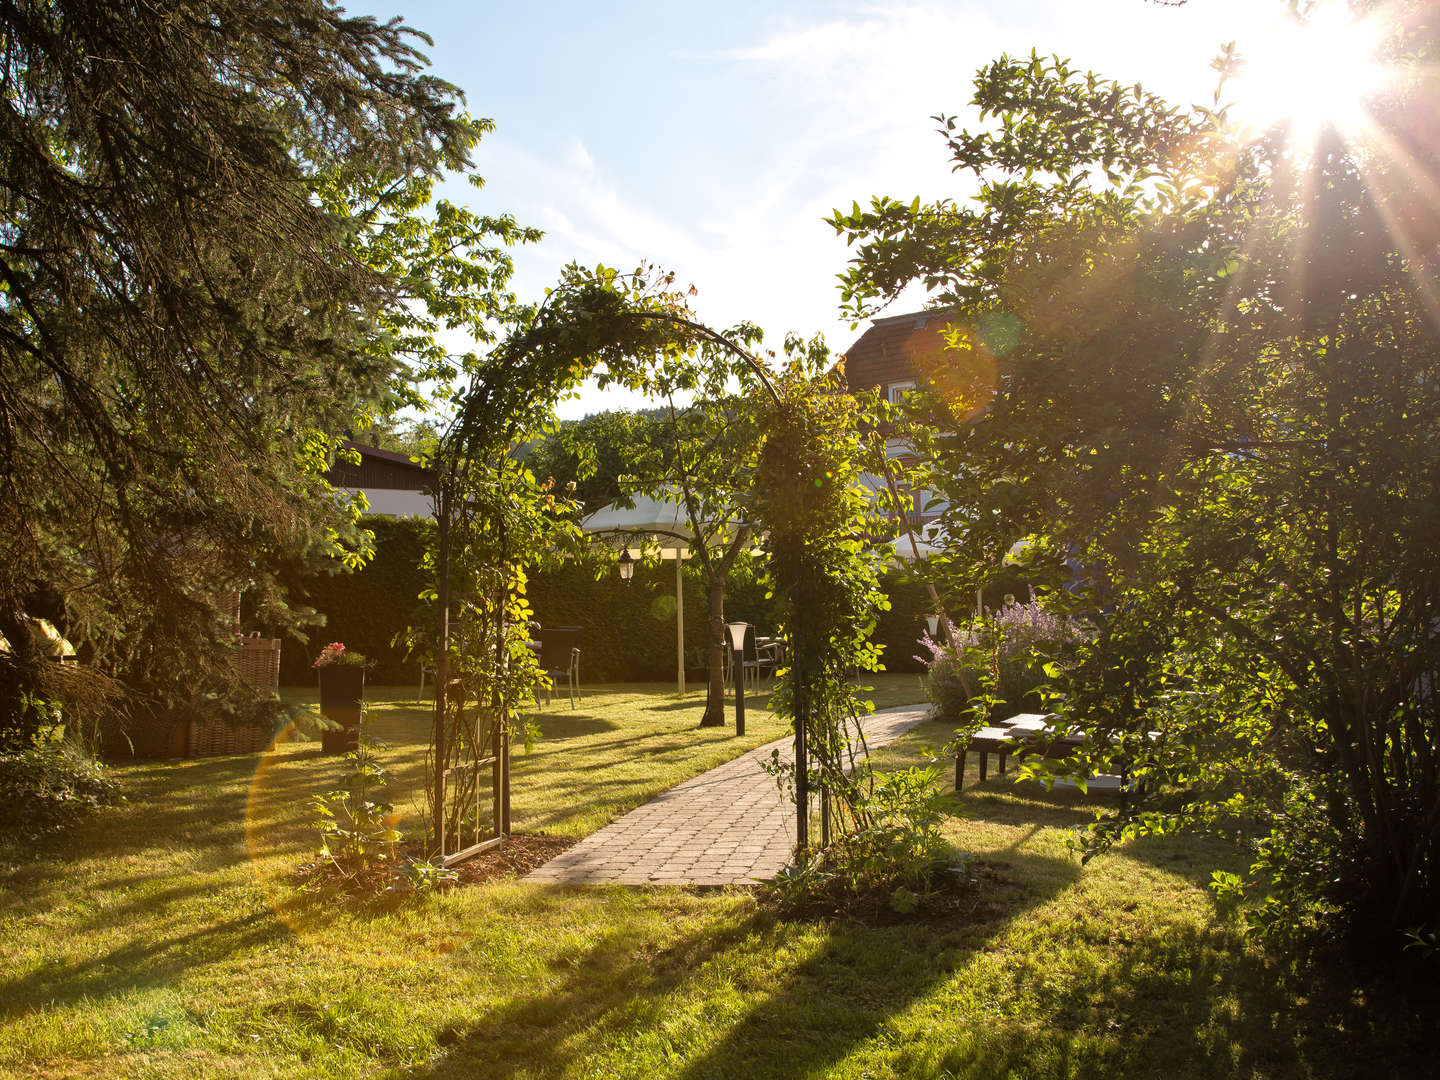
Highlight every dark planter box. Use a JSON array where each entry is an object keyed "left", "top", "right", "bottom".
[{"left": 318, "top": 665, "right": 364, "bottom": 754}]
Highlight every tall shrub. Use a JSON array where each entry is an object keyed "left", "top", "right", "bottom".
[{"left": 918, "top": 598, "right": 1090, "bottom": 722}]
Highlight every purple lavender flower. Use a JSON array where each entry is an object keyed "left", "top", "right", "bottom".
[{"left": 918, "top": 599, "right": 1089, "bottom": 717}]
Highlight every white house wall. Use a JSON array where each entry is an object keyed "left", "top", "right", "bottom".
[{"left": 343, "top": 487, "right": 435, "bottom": 519}]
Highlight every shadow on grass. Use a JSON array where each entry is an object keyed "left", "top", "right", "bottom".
[
  {"left": 1115, "top": 831, "right": 1248, "bottom": 889},
  {"left": 946, "top": 779, "right": 1105, "bottom": 832},
  {"left": 526, "top": 712, "right": 623, "bottom": 739},
  {"left": 900, "top": 922, "right": 1434, "bottom": 1079},
  {"left": 391, "top": 852, "right": 1080, "bottom": 1080},
  {"left": 0, "top": 909, "right": 278, "bottom": 1021},
  {"left": 951, "top": 775, "right": 1248, "bottom": 893},
  {"left": 0, "top": 754, "right": 289, "bottom": 882},
  {"left": 520, "top": 728, "right": 746, "bottom": 766},
  {"left": 645, "top": 690, "right": 780, "bottom": 716}
]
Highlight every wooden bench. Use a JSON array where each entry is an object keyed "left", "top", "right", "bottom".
[
  {"left": 958, "top": 715, "right": 1156, "bottom": 808},
  {"left": 955, "top": 726, "right": 1018, "bottom": 790}
]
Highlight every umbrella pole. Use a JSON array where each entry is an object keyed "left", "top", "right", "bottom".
[{"left": 675, "top": 549, "right": 686, "bottom": 696}]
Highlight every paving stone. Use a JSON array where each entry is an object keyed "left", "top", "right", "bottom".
[{"left": 524, "top": 703, "right": 928, "bottom": 887}]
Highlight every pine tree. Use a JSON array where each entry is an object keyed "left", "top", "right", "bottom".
[{"left": 0, "top": 1, "right": 486, "bottom": 717}]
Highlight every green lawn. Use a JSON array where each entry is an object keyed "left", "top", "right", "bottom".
[
  {"left": 0, "top": 681, "right": 1430, "bottom": 1079},
  {"left": 274, "top": 674, "right": 926, "bottom": 840}
]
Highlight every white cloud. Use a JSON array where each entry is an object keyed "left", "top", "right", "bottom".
[{"left": 565, "top": 137, "right": 597, "bottom": 178}]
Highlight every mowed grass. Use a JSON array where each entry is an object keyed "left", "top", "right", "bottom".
[
  {"left": 277, "top": 674, "right": 927, "bottom": 839},
  {"left": 1, "top": 683, "right": 1431, "bottom": 1079}
]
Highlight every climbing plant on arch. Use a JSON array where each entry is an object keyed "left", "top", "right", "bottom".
[
  {"left": 422, "top": 266, "right": 691, "bottom": 859},
  {"left": 425, "top": 264, "right": 907, "bottom": 862},
  {"left": 753, "top": 353, "right": 899, "bottom": 851}
]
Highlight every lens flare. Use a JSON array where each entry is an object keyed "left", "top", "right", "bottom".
[
  {"left": 245, "top": 721, "right": 332, "bottom": 941},
  {"left": 900, "top": 322, "right": 998, "bottom": 424}
]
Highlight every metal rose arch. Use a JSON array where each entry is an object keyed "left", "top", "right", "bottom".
[
  {"left": 423, "top": 263, "right": 911, "bottom": 866},
  {"left": 419, "top": 264, "right": 783, "bottom": 864}
]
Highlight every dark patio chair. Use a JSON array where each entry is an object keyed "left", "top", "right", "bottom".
[{"left": 535, "top": 626, "right": 583, "bottom": 708}]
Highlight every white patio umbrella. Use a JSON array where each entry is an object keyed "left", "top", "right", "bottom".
[
  {"left": 581, "top": 495, "right": 698, "bottom": 694},
  {"left": 581, "top": 495, "right": 697, "bottom": 542},
  {"left": 889, "top": 534, "right": 947, "bottom": 562}
]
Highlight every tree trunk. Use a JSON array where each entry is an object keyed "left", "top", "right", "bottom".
[{"left": 698, "top": 575, "right": 727, "bottom": 727}]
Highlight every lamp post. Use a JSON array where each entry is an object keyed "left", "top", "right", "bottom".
[
  {"left": 926, "top": 613, "right": 940, "bottom": 638},
  {"left": 726, "top": 620, "right": 748, "bottom": 735},
  {"left": 617, "top": 548, "right": 634, "bottom": 585}
]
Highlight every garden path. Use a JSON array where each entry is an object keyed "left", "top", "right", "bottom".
[{"left": 525, "top": 703, "right": 930, "bottom": 886}]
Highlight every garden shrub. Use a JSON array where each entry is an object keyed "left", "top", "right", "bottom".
[
  {"left": 306, "top": 716, "right": 455, "bottom": 895},
  {"left": 767, "top": 765, "right": 969, "bottom": 917},
  {"left": 840, "top": 765, "right": 954, "bottom": 890},
  {"left": 918, "top": 596, "right": 1089, "bottom": 722},
  {"left": 0, "top": 725, "right": 117, "bottom": 838},
  {"left": 919, "top": 651, "right": 978, "bottom": 726},
  {"left": 1, "top": 659, "right": 119, "bottom": 834}
]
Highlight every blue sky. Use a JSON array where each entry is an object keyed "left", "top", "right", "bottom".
[{"left": 363, "top": 1, "right": 1284, "bottom": 417}]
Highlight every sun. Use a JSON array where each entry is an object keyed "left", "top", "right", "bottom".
[{"left": 1225, "top": 3, "right": 1391, "bottom": 146}]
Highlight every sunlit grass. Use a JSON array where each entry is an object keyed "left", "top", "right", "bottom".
[
  {"left": 276, "top": 675, "right": 927, "bottom": 839},
  {"left": 0, "top": 685, "right": 1430, "bottom": 1078}
]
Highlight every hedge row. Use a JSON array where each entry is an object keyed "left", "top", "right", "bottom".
[
  {"left": 870, "top": 574, "right": 932, "bottom": 675},
  {"left": 275, "top": 517, "right": 932, "bottom": 686},
  {"left": 277, "top": 517, "right": 432, "bottom": 685}
]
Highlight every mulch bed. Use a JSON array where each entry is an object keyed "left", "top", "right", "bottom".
[
  {"left": 296, "top": 832, "right": 578, "bottom": 898},
  {"left": 439, "top": 832, "right": 578, "bottom": 887}
]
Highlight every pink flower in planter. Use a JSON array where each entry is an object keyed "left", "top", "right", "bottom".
[{"left": 313, "top": 641, "right": 364, "bottom": 668}]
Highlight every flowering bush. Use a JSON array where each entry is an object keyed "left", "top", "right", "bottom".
[
  {"left": 916, "top": 642, "right": 977, "bottom": 722},
  {"left": 312, "top": 641, "right": 366, "bottom": 669},
  {"left": 917, "top": 596, "right": 1090, "bottom": 721}
]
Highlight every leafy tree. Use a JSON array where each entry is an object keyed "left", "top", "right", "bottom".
[
  {"left": 606, "top": 386, "right": 768, "bottom": 729},
  {"left": 524, "top": 401, "right": 765, "bottom": 729},
  {"left": 832, "top": 4, "right": 1440, "bottom": 945},
  {"left": 329, "top": 123, "right": 542, "bottom": 415},
  {"left": 0, "top": 2, "right": 493, "bottom": 721},
  {"left": 522, "top": 408, "right": 663, "bottom": 515},
  {"left": 496, "top": 267, "right": 782, "bottom": 729}
]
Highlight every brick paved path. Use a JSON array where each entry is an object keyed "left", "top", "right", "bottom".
[{"left": 525, "top": 703, "right": 930, "bottom": 886}]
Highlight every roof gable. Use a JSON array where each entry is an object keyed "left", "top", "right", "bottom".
[
  {"left": 839, "top": 310, "right": 953, "bottom": 393},
  {"left": 325, "top": 441, "right": 434, "bottom": 491}
]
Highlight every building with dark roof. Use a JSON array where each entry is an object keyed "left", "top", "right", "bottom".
[
  {"left": 840, "top": 310, "right": 953, "bottom": 535},
  {"left": 840, "top": 309, "right": 952, "bottom": 403},
  {"left": 324, "top": 441, "right": 435, "bottom": 518}
]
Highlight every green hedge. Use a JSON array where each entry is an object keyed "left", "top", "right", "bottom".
[
  {"left": 525, "top": 559, "right": 756, "bottom": 683},
  {"left": 278, "top": 516, "right": 433, "bottom": 685},
  {"left": 278, "top": 520, "right": 930, "bottom": 685},
  {"left": 870, "top": 572, "right": 932, "bottom": 675}
]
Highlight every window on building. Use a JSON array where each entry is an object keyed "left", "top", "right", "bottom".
[{"left": 887, "top": 379, "right": 917, "bottom": 403}]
